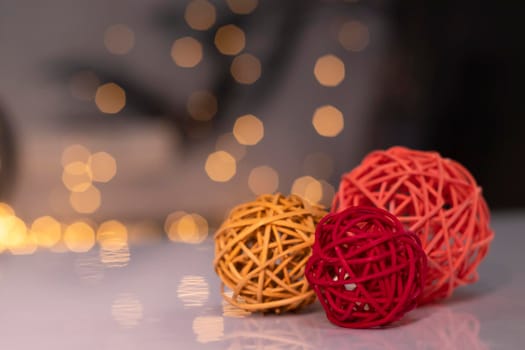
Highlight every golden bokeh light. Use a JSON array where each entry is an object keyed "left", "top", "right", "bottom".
[
  {"left": 9, "top": 233, "right": 37, "bottom": 255},
  {"left": 230, "top": 53, "right": 261, "bottom": 84},
  {"left": 95, "top": 83, "right": 126, "bottom": 114},
  {"left": 232, "top": 114, "right": 264, "bottom": 145},
  {"left": 167, "top": 213, "right": 209, "bottom": 244},
  {"left": 205, "top": 151, "right": 236, "bottom": 182},
  {"left": 0, "top": 216, "right": 27, "bottom": 248},
  {"left": 31, "top": 216, "right": 61, "bottom": 248},
  {"left": 303, "top": 152, "right": 334, "bottom": 179},
  {"left": 89, "top": 152, "right": 117, "bottom": 183},
  {"left": 97, "top": 220, "right": 128, "bottom": 250},
  {"left": 75, "top": 253, "right": 105, "bottom": 284},
  {"left": 291, "top": 176, "right": 323, "bottom": 204},
  {"left": 69, "top": 185, "right": 101, "bottom": 214},
  {"left": 185, "top": 0, "right": 216, "bottom": 31},
  {"left": 248, "top": 166, "right": 279, "bottom": 195},
  {"left": 338, "top": 20, "right": 369, "bottom": 52},
  {"left": 214, "top": 25, "right": 245, "bottom": 55},
  {"left": 177, "top": 275, "right": 210, "bottom": 308},
  {"left": 215, "top": 132, "right": 247, "bottom": 160},
  {"left": 111, "top": 293, "right": 143, "bottom": 328},
  {"left": 100, "top": 244, "right": 130, "bottom": 268},
  {"left": 104, "top": 24, "right": 135, "bottom": 55},
  {"left": 63, "top": 221, "right": 96, "bottom": 253},
  {"left": 226, "top": 0, "right": 258, "bottom": 14},
  {"left": 0, "top": 202, "right": 14, "bottom": 217},
  {"left": 164, "top": 211, "right": 187, "bottom": 235},
  {"left": 62, "top": 161, "right": 92, "bottom": 192},
  {"left": 193, "top": 316, "right": 224, "bottom": 344},
  {"left": 314, "top": 54, "right": 345, "bottom": 87},
  {"left": 70, "top": 71, "right": 100, "bottom": 101},
  {"left": 312, "top": 105, "right": 344, "bottom": 137},
  {"left": 187, "top": 91, "right": 218, "bottom": 121},
  {"left": 62, "top": 144, "right": 91, "bottom": 167},
  {"left": 171, "top": 37, "right": 203, "bottom": 68}
]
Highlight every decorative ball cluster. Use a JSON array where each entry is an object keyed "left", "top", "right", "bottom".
[
  {"left": 332, "top": 146, "right": 494, "bottom": 303},
  {"left": 214, "top": 193, "right": 327, "bottom": 314},
  {"left": 306, "top": 206, "right": 426, "bottom": 328}
]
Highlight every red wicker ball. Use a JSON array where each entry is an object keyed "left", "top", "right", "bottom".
[
  {"left": 332, "top": 146, "right": 494, "bottom": 304},
  {"left": 305, "top": 206, "right": 426, "bottom": 328}
]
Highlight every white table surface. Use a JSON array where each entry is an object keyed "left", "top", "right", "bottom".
[{"left": 0, "top": 211, "right": 523, "bottom": 350}]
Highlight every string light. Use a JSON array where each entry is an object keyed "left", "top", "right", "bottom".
[
  {"left": 171, "top": 37, "right": 203, "bottom": 68},
  {"left": 226, "top": 0, "right": 258, "bottom": 14},
  {"left": 214, "top": 25, "right": 245, "bottom": 55},
  {"left": 291, "top": 176, "right": 323, "bottom": 204},
  {"left": 248, "top": 166, "right": 279, "bottom": 195},
  {"left": 231, "top": 53, "right": 261, "bottom": 84},
  {"left": 185, "top": 0, "right": 216, "bottom": 31},
  {"left": 95, "top": 83, "right": 126, "bottom": 114},
  {"left": 69, "top": 185, "right": 101, "bottom": 214},
  {"left": 312, "top": 105, "right": 344, "bottom": 137},
  {"left": 338, "top": 20, "right": 369, "bottom": 52},
  {"left": 205, "top": 151, "right": 236, "bottom": 182},
  {"left": 314, "top": 54, "right": 345, "bottom": 87},
  {"left": 233, "top": 114, "right": 264, "bottom": 145},
  {"left": 187, "top": 90, "right": 218, "bottom": 121},
  {"left": 104, "top": 24, "right": 135, "bottom": 55},
  {"left": 63, "top": 221, "right": 96, "bottom": 253}
]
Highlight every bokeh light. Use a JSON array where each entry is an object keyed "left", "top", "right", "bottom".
[
  {"left": 314, "top": 54, "right": 345, "bottom": 87},
  {"left": 100, "top": 244, "right": 130, "bottom": 268},
  {"left": 62, "top": 144, "right": 91, "bottom": 167},
  {"left": 0, "top": 202, "right": 14, "bottom": 217},
  {"left": 89, "top": 151, "right": 117, "bottom": 183},
  {"left": 171, "top": 37, "right": 203, "bottom": 68},
  {"left": 192, "top": 316, "right": 224, "bottom": 344},
  {"left": 95, "top": 83, "right": 126, "bottom": 114},
  {"left": 291, "top": 176, "right": 323, "bottom": 204},
  {"left": 0, "top": 216, "right": 27, "bottom": 249},
  {"left": 214, "top": 25, "right": 246, "bottom": 55},
  {"left": 215, "top": 132, "right": 247, "bottom": 160},
  {"left": 70, "top": 71, "right": 100, "bottom": 101},
  {"left": 233, "top": 114, "right": 264, "bottom": 145},
  {"left": 31, "top": 216, "right": 61, "bottom": 248},
  {"left": 69, "top": 185, "right": 101, "bottom": 214},
  {"left": 62, "top": 161, "right": 92, "bottom": 192},
  {"left": 167, "top": 213, "right": 209, "bottom": 244},
  {"left": 312, "top": 105, "right": 344, "bottom": 137},
  {"left": 248, "top": 166, "right": 279, "bottom": 195},
  {"left": 303, "top": 152, "right": 334, "bottom": 179},
  {"left": 226, "top": 0, "right": 258, "bottom": 14},
  {"left": 185, "top": 0, "right": 216, "bottom": 31},
  {"left": 338, "top": 20, "right": 369, "bottom": 52},
  {"left": 231, "top": 53, "right": 261, "bottom": 84},
  {"left": 187, "top": 90, "right": 218, "bottom": 121},
  {"left": 177, "top": 275, "right": 210, "bottom": 308},
  {"left": 205, "top": 151, "right": 236, "bottom": 182},
  {"left": 104, "top": 24, "right": 135, "bottom": 55},
  {"left": 97, "top": 220, "right": 128, "bottom": 250},
  {"left": 111, "top": 293, "right": 143, "bottom": 328},
  {"left": 63, "top": 221, "right": 96, "bottom": 253}
]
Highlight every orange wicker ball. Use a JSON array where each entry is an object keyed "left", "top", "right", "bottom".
[
  {"left": 214, "top": 193, "right": 327, "bottom": 314},
  {"left": 333, "top": 146, "right": 494, "bottom": 304}
]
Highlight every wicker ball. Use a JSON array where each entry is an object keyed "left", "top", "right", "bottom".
[
  {"left": 333, "top": 146, "right": 494, "bottom": 303},
  {"left": 214, "top": 193, "right": 327, "bottom": 314},
  {"left": 305, "top": 206, "right": 426, "bottom": 328}
]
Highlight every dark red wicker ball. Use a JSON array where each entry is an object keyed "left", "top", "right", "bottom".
[{"left": 305, "top": 206, "right": 427, "bottom": 328}]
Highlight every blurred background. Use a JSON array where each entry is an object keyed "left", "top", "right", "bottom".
[{"left": 0, "top": 0, "right": 523, "bottom": 255}]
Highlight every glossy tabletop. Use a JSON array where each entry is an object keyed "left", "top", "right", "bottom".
[{"left": 0, "top": 211, "right": 523, "bottom": 349}]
